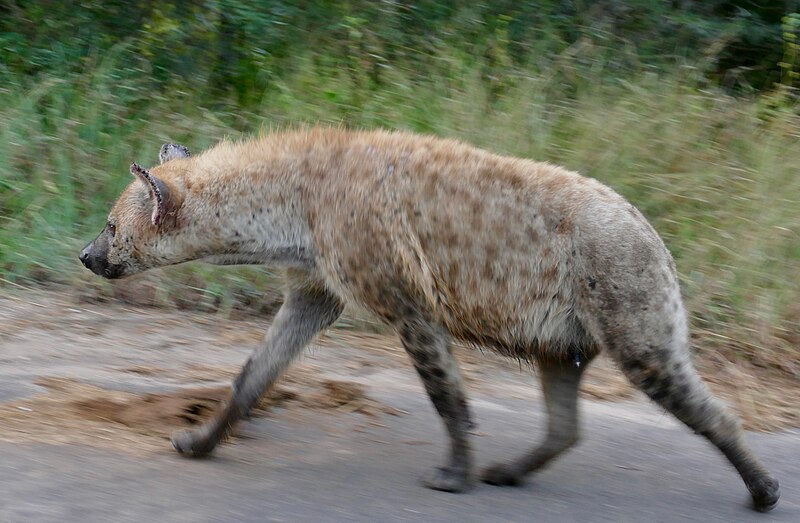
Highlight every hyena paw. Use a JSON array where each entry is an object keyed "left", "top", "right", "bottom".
[
  {"left": 750, "top": 475, "right": 780, "bottom": 512},
  {"left": 480, "top": 462, "right": 524, "bottom": 486},
  {"left": 421, "top": 466, "right": 472, "bottom": 493},
  {"left": 171, "top": 428, "right": 217, "bottom": 457}
]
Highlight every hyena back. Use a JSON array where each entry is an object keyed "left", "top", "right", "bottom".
[{"left": 79, "top": 129, "right": 778, "bottom": 511}]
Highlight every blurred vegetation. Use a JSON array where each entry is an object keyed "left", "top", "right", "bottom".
[{"left": 0, "top": 1, "right": 798, "bottom": 377}]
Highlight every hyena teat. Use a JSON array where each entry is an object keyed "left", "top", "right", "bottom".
[{"left": 79, "top": 129, "right": 779, "bottom": 512}]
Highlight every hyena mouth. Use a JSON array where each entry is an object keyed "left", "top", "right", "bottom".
[{"left": 101, "top": 264, "right": 125, "bottom": 279}]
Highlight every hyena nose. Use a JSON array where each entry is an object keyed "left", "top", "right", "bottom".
[{"left": 79, "top": 246, "right": 91, "bottom": 267}]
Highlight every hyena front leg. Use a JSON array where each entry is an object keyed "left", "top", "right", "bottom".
[
  {"left": 172, "top": 272, "right": 343, "bottom": 456},
  {"left": 398, "top": 317, "right": 474, "bottom": 492},
  {"left": 482, "top": 351, "right": 594, "bottom": 486}
]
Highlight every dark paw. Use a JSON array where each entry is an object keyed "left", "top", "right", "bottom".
[
  {"left": 481, "top": 463, "right": 524, "bottom": 486},
  {"left": 421, "top": 467, "right": 472, "bottom": 493},
  {"left": 750, "top": 476, "right": 780, "bottom": 513},
  {"left": 171, "top": 428, "right": 217, "bottom": 457}
]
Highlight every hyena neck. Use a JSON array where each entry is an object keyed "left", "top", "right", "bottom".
[{"left": 187, "top": 153, "right": 317, "bottom": 269}]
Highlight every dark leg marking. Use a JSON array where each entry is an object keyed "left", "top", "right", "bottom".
[
  {"left": 615, "top": 348, "right": 780, "bottom": 512},
  {"left": 399, "top": 316, "right": 474, "bottom": 492},
  {"left": 585, "top": 270, "right": 780, "bottom": 512}
]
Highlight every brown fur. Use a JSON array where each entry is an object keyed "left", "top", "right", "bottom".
[{"left": 78, "top": 128, "right": 779, "bottom": 511}]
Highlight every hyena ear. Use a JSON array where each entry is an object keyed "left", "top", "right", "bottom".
[
  {"left": 130, "top": 163, "right": 180, "bottom": 228},
  {"left": 158, "top": 143, "right": 191, "bottom": 165}
]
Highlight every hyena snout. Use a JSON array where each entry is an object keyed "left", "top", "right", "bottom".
[
  {"left": 79, "top": 236, "right": 124, "bottom": 279},
  {"left": 78, "top": 243, "right": 94, "bottom": 267}
]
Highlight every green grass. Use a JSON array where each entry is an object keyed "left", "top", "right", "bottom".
[{"left": 1, "top": 52, "right": 798, "bottom": 376}]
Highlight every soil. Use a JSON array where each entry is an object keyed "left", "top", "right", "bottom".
[
  {"left": 0, "top": 372, "right": 400, "bottom": 452},
  {"left": 0, "top": 289, "right": 795, "bottom": 455}
]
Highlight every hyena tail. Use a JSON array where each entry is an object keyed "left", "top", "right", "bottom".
[{"left": 580, "top": 280, "right": 780, "bottom": 512}]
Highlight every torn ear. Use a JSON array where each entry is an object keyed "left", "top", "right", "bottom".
[
  {"left": 130, "top": 163, "right": 182, "bottom": 228},
  {"left": 159, "top": 143, "right": 191, "bottom": 165}
]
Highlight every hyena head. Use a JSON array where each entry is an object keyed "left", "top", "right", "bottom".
[{"left": 79, "top": 143, "right": 195, "bottom": 279}]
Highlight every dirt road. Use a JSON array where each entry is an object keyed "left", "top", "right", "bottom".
[{"left": 0, "top": 292, "right": 797, "bottom": 522}]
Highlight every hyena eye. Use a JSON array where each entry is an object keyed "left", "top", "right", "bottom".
[{"left": 107, "top": 222, "right": 116, "bottom": 237}]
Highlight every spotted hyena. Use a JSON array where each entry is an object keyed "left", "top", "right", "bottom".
[{"left": 79, "top": 129, "right": 779, "bottom": 511}]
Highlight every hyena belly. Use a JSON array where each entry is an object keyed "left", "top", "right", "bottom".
[
  {"left": 391, "top": 155, "right": 596, "bottom": 359},
  {"left": 412, "top": 207, "right": 592, "bottom": 360}
]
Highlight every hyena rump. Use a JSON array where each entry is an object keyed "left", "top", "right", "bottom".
[{"left": 80, "top": 129, "right": 779, "bottom": 511}]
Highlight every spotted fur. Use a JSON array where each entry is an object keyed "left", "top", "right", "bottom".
[{"left": 79, "top": 128, "right": 779, "bottom": 511}]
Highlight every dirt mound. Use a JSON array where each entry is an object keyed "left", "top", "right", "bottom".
[
  {"left": 70, "top": 384, "right": 231, "bottom": 437},
  {"left": 0, "top": 376, "right": 397, "bottom": 452},
  {"left": 296, "top": 379, "right": 403, "bottom": 417},
  {"left": 0, "top": 378, "right": 235, "bottom": 450}
]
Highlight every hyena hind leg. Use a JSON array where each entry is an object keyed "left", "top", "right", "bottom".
[
  {"left": 610, "top": 334, "right": 780, "bottom": 512},
  {"left": 482, "top": 350, "right": 595, "bottom": 486}
]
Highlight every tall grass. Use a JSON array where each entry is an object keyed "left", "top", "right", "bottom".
[{"left": 1, "top": 52, "right": 798, "bottom": 376}]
